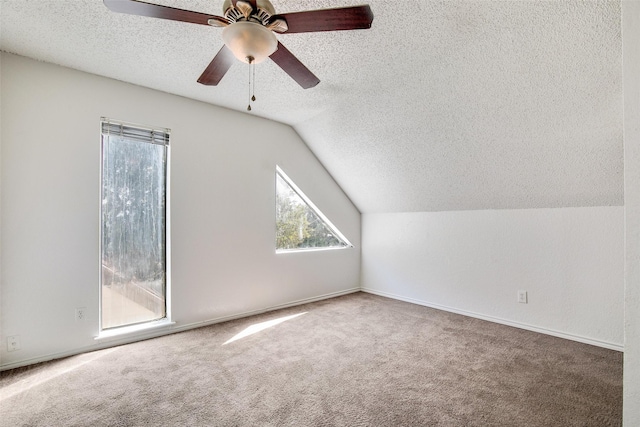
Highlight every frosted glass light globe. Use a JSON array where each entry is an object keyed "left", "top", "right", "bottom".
[{"left": 222, "top": 21, "right": 278, "bottom": 64}]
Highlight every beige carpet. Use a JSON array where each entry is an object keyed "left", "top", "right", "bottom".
[{"left": 0, "top": 292, "right": 622, "bottom": 426}]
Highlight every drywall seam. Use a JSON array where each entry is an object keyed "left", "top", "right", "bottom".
[
  {"left": 0, "top": 287, "right": 360, "bottom": 372},
  {"left": 361, "top": 288, "right": 623, "bottom": 352}
]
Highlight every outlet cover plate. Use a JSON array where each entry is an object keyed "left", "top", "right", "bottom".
[
  {"left": 518, "top": 290, "right": 528, "bottom": 304},
  {"left": 7, "top": 335, "right": 21, "bottom": 352}
]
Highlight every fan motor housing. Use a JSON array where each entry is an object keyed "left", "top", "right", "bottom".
[{"left": 222, "top": 0, "right": 275, "bottom": 17}]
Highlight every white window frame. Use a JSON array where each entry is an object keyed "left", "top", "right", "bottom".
[
  {"left": 275, "top": 165, "right": 353, "bottom": 254},
  {"left": 98, "top": 118, "right": 172, "bottom": 336}
]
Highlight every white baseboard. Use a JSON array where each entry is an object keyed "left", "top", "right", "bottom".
[
  {"left": 170, "top": 287, "right": 360, "bottom": 334},
  {"left": 3, "top": 285, "right": 620, "bottom": 371},
  {"left": 361, "top": 288, "right": 624, "bottom": 352},
  {"left": 0, "top": 287, "right": 360, "bottom": 371}
]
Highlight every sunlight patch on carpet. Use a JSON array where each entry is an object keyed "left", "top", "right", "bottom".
[
  {"left": 0, "top": 348, "right": 118, "bottom": 402},
  {"left": 223, "top": 312, "right": 307, "bottom": 345}
]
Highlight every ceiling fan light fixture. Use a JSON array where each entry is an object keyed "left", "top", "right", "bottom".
[
  {"left": 104, "top": 0, "right": 373, "bottom": 89},
  {"left": 222, "top": 21, "right": 278, "bottom": 64}
]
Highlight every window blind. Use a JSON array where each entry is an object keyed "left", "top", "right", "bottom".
[{"left": 101, "top": 120, "right": 170, "bottom": 146}]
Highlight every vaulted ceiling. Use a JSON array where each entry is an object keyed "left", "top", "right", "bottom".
[{"left": 0, "top": 0, "right": 623, "bottom": 213}]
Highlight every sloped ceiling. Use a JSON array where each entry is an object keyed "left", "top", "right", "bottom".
[{"left": 0, "top": 0, "right": 623, "bottom": 213}]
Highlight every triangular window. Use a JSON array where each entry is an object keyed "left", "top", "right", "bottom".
[{"left": 276, "top": 166, "right": 352, "bottom": 252}]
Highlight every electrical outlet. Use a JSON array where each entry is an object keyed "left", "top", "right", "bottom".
[
  {"left": 75, "top": 307, "right": 86, "bottom": 322},
  {"left": 518, "top": 290, "right": 528, "bottom": 304},
  {"left": 7, "top": 335, "right": 21, "bottom": 352}
]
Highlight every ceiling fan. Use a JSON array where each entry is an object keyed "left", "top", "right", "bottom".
[{"left": 103, "top": 0, "right": 374, "bottom": 90}]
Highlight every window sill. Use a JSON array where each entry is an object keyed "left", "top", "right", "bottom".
[
  {"left": 276, "top": 245, "right": 353, "bottom": 254},
  {"left": 95, "top": 319, "right": 175, "bottom": 341}
]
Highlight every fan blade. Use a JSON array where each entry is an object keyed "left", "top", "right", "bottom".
[
  {"left": 197, "top": 46, "right": 235, "bottom": 86},
  {"left": 270, "top": 42, "right": 320, "bottom": 89},
  {"left": 103, "top": 0, "right": 228, "bottom": 26},
  {"left": 273, "top": 5, "right": 373, "bottom": 34}
]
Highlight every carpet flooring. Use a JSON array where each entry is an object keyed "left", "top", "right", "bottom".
[{"left": 0, "top": 292, "right": 623, "bottom": 426}]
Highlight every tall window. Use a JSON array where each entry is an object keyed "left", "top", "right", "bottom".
[
  {"left": 276, "top": 166, "right": 352, "bottom": 252},
  {"left": 100, "top": 120, "right": 169, "bottom": 330}
]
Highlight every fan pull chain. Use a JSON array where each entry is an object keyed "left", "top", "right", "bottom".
[
  {"left": 252, "top": 60, "right": 256, "bottom": 103},
  {"left": 247, "top": 56, "right": 256, "bottom": 111}
]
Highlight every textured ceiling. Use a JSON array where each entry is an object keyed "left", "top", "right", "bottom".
[{"left": 0, "top": 0, "right": 623, "bottom": 213}]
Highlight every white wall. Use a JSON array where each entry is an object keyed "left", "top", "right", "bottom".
[
  {"left": 0, "top": 53, "right": 361, "bottom": 368},
  {"left": 362, "top": 207, "right": 624, "bottom": 349},
  {"left": 623, "top": 1, "right": 640, "bottom": 424}
]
